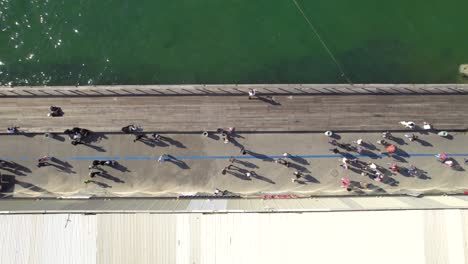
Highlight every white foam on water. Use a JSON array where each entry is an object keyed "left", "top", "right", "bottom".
[{"left": 0, "top": 61, "right": 4, "bottom": 65}]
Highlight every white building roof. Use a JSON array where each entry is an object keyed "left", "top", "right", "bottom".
[{"left": 1, "top": 209, "right": 468, "bottom": 264}]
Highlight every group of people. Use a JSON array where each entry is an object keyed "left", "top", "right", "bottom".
[{"left": 64, "top": 127, "right": 91, "bottom": 145}]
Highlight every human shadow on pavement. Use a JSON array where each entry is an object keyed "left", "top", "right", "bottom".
[
  {"left": 4, "top": 161, "right": 32, "bottom": 173},
  {"left": 84, "top": 132, "right": 107, "bottom": 143},
  {"left": 366, "top": 183, "right": 387, "bottom": 194},
  {"left": 51, "top": 134, "right": 66, "bottom": 142},
  {"left": 154, "top": 140, "right": 170, "bottom": 147},
  {"left": 230, "top": 137, "right": 245, "bottom": 151},
  {"left": 361, "top": 150, "right": 380, "bottom": 159},
  {"left": 247, "top": 150, "right": 274, "bottom": 162},
  {"left": 451, "top": 159, "right": 465, "bottom": 171},
  {"left": 330, "top": 133, "right": 341, "bottom": 140},
  {"left": 167, "top": 155, "right": 190, "bottom": 169},
  {"left": 50, "top": 157, "right": 74, "bottom": 170},
  {"left": 0, "top": 166, "right": 27, "bottom": 176},
  {"left": 303, "top": 174, "right": 319, "bottom": 183},
  {"left": 381, "top": 175, "right": 399, "bottom": 186},
  {"left": 88, "top": 180, "right": 112, "bottom": 188},
  {"left": 416, "top": 138, "right": 433, "bottom": 147},
  {"left": 257, "top": 95, "right": 281, "bottom": 105},
  {"left": 389, "top": 153, "right": 407, "bottom": 163},
  {"left": 48, "top": 163, "right": 76, "bottom": 174},
  {"left": 289, "top": 162, "right": 310, "bottom": 173},
  {"left": 133, "top": 135, "right": 156, "bottom": 147},
  {"left": 232, "top": 159, "right": 258, "bottom": 169},
  {"left": 111, "top": 162, "right": 131, "bottom": 172},
  {"left": 160, "top": 136, "right": 186, "bottom": 148},
  {"left": 290, "top": 155, "right": 309, "bottom": 165},
  {"left": 75, "top": 142, "right": 106, "bottom": 152},
  {"left": 389, "top": 136, "right": 407, "bottom": 146},
  {"left": 225, "top": 170, "right": 251, "bottom": 181},
  {"left": 361, "top": 142, "right": 377, "bottom": 151},
  {"left": 207, "top": 133, "right": 220, "bottom": 140},
  {"left": 15, "top": 178, "right": 52, "bottom": 194},
  {"left": 98, "top": 171, "right": 125, "bottom": 183},
  {"left": 251, "top": 172, "right": 275, "bottom": 184}
]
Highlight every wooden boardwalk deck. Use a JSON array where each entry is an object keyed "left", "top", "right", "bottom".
[{"left": 1, "top": 94, "right": 467, "bottom": 132}]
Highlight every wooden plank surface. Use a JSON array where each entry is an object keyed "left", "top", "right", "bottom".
[{"left": 1, "top": 94, "right": 467, "bottom": 132}]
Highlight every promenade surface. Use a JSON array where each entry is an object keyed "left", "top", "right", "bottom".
[
  {"left": 2, "top": 94, "right": 468, "bottom": 132},
  {"left": 0, "top": 131, "right": 467, "bottom": 198},
  {"left": 0, "top": 92, "right": 467, "bottom": 198}
]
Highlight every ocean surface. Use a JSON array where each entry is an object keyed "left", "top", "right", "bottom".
[{"left": 0, "top": 0, "right": 467, "bottom": 86}]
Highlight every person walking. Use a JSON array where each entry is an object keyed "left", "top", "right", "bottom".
[
  {"left": 330, "top": 148, "right": 340, "bottom": 154},
  {"left": 152, "top": 133, "right": 162, "bottom": 141},
  {"left": 293, "top": 171, "right": 303, "bottom": 179},
  {"left": 248, "top": 89, "right": 257, "bottom": 99},
  {"left": 404, "top": 134, "right": 418, "bottom": 142},
  {"left": 158, "top": 154, "right": 168, "bottom": 163}
]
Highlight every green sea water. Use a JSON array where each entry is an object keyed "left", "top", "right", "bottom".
[{"left": 0, "top": 0, "right": 467, "bottom": 85}]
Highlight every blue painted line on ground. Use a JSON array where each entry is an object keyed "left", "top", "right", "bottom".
[{"left": 5, "top": 153, "right": 468, "bottom": 161}]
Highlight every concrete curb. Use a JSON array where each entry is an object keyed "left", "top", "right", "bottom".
[{"left": 1, "top": 83, "right": 468, "bottom": 97}]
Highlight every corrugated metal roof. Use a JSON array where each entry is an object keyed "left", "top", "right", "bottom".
[
  {"left": 0, "top": 214, "right": 96, "bottom": 264},
  {"left": 2, "top": 210, "right": 468, "bottom": 264}
]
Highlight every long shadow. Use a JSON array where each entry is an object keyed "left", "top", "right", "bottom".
[
  {"left": 347, "top": 166, "right": 363, "bottom": 175},
  {"left": 15, "top": 179, "right": 52, "bottom": 194},
  {"left": 257, "top": 95, "right": 281, "bottom": 105},
  {"left": 161, "top": 136, "right": 186, "bottom": 148},
  {"left": 303, "top": 174, "right": 320, "bottom": 183},
  {"left": 361, "top": 142, "right": 377, "bottom": 151},
  {"left": 396, "top": 148, "right": 410, "bottom": 158},
  {"left": 51, "top": 134, "right": 66, "bottom": 142},
  {"left": 50, "top": 157, "right": 73, "bottom": 168},
  {"left": 88, "top": 180, "right": 112, "bottom": 188},
  {"left": 167, "top": 155, "right": 190, "bottom": 169},
  {"left": 330, "top": 133, "right": 341, "bottom": 140},
  {"left": 98, "top": 171, "right": 125, "bottom": 183},
  {"left": 381, "top": 175, "right": 399, "bottom": 187},
  {"left": 226, "top": 170, "right": 251, "bottom": 181},
  {"left": 341, "top": 152, "right": 358, "bottom": 160},
  {"left": 247, "top": 150, "right": 274, "bottom": 162},
  {"left": 6, "top": 161, "right": 31, "bottom": 173},
  {"left": 289, "top": 162, "right": 310, "bottom": 173},
  {"left": 154, "top": 140, "right": 170, "bottom": 147},
  {"left": 367, "top": 183, "right": 387, "bottom": 194},
  {"left": 83, "top": 132, "right": 107, "bottom": 143},
  {"left": 251, "top": 173, "right": 275, "bottom": 184},
  {"left": 451, "top": 159, "right": 465, "bottom": 172},
  {"left": 207, "top": 134, "right": 220, "bottom": 140},
  {"left": 417, "top": 138, "right": 433, "bottom": 147},
  {"left": 290, "top": 155, "right": 309, "bottom": 165},
  {"left": 233, "top": 159, "right": 258, "bottom": 169},
  {"left": 111, "top": 162, "right": 131, "bottom": 172},
  {"left": 398, "top": 167, "right": 414, "bottom": 178},
  {"left": 0, "top": 166, "right": 27, "bottom": 176},
  {"left": 389, "top": 136, "right": 407, "bottom": 146},
  {"left": 230, "top": 137, "right": 245, "bottom": 150},
  {"left": 77, "top": 142, "right": 106, "bottom": 152},
  {"left": 361, "top": 150, "right": 381, "bottom": 159},
  {"left": 134, "top": 136, "right": 156, "bottom": 147},
  {"left": 49, "top": 163, "right": 76, "bottom": 174}
]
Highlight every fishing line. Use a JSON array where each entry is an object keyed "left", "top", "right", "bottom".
[{"left": 292, "top": 0, "right": 353, "bottom": 85}]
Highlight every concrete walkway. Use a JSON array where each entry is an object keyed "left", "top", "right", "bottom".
[
  {"left": 2, "top": 94, "right": 468, "bottom": 132},
  {"left": 0, "top": 130, "right": 467, "bottom": 198}
]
